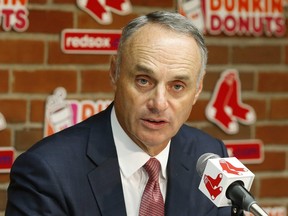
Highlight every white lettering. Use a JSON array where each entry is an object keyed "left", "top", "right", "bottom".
[{"left": 65, "top": 34, "right": 111, "bottom": 49}]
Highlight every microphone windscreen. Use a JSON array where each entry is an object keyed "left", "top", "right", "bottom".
[{"left": 196, "top": 153, "right": 220, "bottom": 177}]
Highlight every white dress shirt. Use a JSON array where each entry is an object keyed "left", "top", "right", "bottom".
[{"left": 111, "top": 107, "right": 170, "bottom": 216}]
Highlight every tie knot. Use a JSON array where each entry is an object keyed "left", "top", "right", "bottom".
[{"left": 143, "top": 158, "right": 161, "bottom": 182}]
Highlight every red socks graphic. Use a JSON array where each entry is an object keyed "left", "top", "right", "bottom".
[
  {"left": 77, "top": 0, "right": 132, "bottom": 24},
  {"left": 79, "top": 0, "right": 111, "bottom": 24},
  {"left": 204, "top": 173, "right": 223, "bottom": 200},
  {"left": 206, "top": 69, "right": 255, "bottom": 134},
  {"left": 219, "top": 159, "right": 247, "bottom": 175},
  {"left": 106, "top": 0, "right": 131, "bottom": 12}
]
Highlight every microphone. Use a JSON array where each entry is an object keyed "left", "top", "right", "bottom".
[{"left": 196, "top": 153, "right": 268, "bottom": 216}]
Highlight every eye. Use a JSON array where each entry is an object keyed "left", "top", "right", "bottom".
[
  {"left": 170, "top": 81, "right": 186, "bottom": 93},
  {"left": 137, "top": 78, "right": 149, "bottom": 86},
  {"left": 136, "top": 76, "right": 152, "bottom": 88},
  {"left": 173, "top": 84, "right": 184, "bottom": 91}
]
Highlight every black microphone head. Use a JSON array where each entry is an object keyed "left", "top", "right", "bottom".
[{"left": 196, "top": 153, "right": 220, "bottom": 177}]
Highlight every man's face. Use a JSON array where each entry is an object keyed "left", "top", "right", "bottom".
[{"left": 111, "top": 24, "right": 203, "bottom": 156}]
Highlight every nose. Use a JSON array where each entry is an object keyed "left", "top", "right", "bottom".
[{"left": 147, "top": 84, "right": 168, "bottom": 113}]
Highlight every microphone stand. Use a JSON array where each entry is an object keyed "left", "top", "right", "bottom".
[
  {"left": 231, "top": 202, "right": 244, "bottom": 216},
  {"left": 231, "top": 202, "right": 268, "bottom": 216},
  {"left": 250, "top": 203, "right": 269, "bottom": 216},
  {"left": 227, "top": 181, "right": 268, "bottom": 216}
]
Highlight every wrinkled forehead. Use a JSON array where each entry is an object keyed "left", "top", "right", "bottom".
[
  {"left": 123, "top": 23, "right": 199, "bottom": 54},
  {"left": 126, "top": 23, "right": 181, "bottom": 42},
  {"left": 120, "top": 24, "right": 202, "bottom": 79}
]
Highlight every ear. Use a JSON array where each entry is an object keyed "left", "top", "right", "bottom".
[
  {"left": 193, "top": 78, "right": 203, "bottom": 105},
  {"left": 109, "top": 55, "right": 117, "bottom": 88}
]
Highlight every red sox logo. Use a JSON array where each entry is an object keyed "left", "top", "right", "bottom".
[
  {"left": 77, "top": 0, "right": 132, "bottom": 24},
  {"left": 204, "top": 173, "right": 223, "bottom": 200},
  {"left": 204, "top": 159, "right": 248, "bottom": 200},
  {"left": 206, "top": 69, "right": 256, "bottom": 134}
]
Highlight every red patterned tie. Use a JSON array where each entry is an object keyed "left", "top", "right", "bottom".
[{"left": 139, "top": 158, "right": 165, "bottom": 216}]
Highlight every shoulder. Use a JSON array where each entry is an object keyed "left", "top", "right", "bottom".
[
  {"left": 178, "top": 124, "right": 220, "bottom": 144},
  {"left": 13, "top": 109, "right": 110, "bottom": 170},
  {"left": 29, "top": 106, "right": 111, "bottom": 153},
  {"left": 175, "top": 124, "right": 228, "bottom": 158}
]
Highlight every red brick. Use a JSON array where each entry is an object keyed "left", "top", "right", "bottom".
[
  {"left": 248, "top": 181, "right": 257, "bottom": 197},
  {"left": 130, "top": 0, "right": 174, "bottom": 7},
  {"left": 0, "top": 100, "right": 27, "bottom": 122},
  {"left": 81, "top": 70, "right": 113, "bottom": 93},
  {"left": 203, "top": 71, "right": 254, "bottom": 92},
  {"left": 207, "top": 45, "right": 229, "bottom": 65},
  {"left": 77, "top": 11, "right": 138, "bottom": 29},
  {"left": 286, "top": 45, "right": 288, "bottom": 64},
  {"left": 29, "top": 0, "right": 46, "bottom": 3},
  {"left": 0, "top": 189, "right": 7, "bottom": 211},
  {"left": 0, "top": 40, "right": 44, "bottom": 64},
  {"left": 238, "top": 72, "right": 254, "bottom": 91},
  {"left": 13, "top": 70, "right": 77, "bottom": 93},
  {"left": 0, "top": 129, "right": 11, "bottom": 147},
  {"left": 48, "top": 41, "right": 111, "bottom": 64},
  {"left": 203, "top": 124, "right": 252, "bottom": 140},
  {"left": 246, "top": 151, "right": 286, "bottom": 172},
  {"left": 27, "top": 10, "right": 73, "bottom": 34},
  {"left": 232, "top": 46, "right": 281, "bottom": 64},
  {"left": 203, "top": 71, "right": 221, "bottom": 92},
  {"left": 31, "top": 100, "right": 45, "bottom": 123},
  {"left": 256, "top": 125, "right": 288, "bottom": 144},
  {"left": 245, "top": 99, "right": 267, "bottom": 120},
  {"left": 188, "top": 99, "right": 208, "bottom": 122},
  {"left": 0, "top": 70, "right": 9, "bottom": 92},
  {"left": 259, "top": 177, "right": 288, "bottom": 197},
  {"left": 258, "top": 72, "right": 288, "bottom": 92},
  {"left": 270, "top": 98, "right": 288, "bottom": 119},
  {"left": 0, "top": 174, "right": 10, "bottom": 184},
  {"left": 54, "top": 0, "right": 73, "bottom": 3},
  {"left": 15, "top": 128, "right": 43, "bottom": 151}
]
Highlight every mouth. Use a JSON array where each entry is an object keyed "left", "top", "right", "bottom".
[{"left": 141, "top": 118, "right": 168, "bottom": 129}]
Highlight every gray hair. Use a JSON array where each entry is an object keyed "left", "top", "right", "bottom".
[{"left": 116, "top": 11, "right": 208, "bottom": 89}]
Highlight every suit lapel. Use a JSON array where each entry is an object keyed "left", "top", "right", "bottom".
[
  {"left": 86, "top": 104, "right": 127, "bottom": 216},
  {"left": 165, "top": 129, "right": 198, "bottom": 216},
  {"left": 87, "top": 158, "right": 126, "bottom": 216}
]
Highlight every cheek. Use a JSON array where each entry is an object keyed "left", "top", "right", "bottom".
[
  {"left": 179, "top": 106, "right": 193, "bottom": 122},
  {"left": 115, "top": 86, "right": 144, "bottom": 119},
  {"left": 173, "top": 97, "right": 195, "bottom": 122}
]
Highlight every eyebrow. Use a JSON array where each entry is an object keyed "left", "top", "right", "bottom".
[
  {"left": 135, "top": 64, "right": 192, "bottom": 81},
  {"left": 135, "top": 64, "right": 154, "bottom": 74}
]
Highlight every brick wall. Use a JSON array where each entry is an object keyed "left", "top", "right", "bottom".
[{"left": 0, "top": 0, "right": 287, "bottom": 215}]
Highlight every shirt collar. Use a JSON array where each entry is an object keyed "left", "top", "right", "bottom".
[{"left": 111, "top": 107, "right": 170, "bottom": 179}]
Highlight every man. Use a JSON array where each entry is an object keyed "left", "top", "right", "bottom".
[{"left": 6, "top": 11, "right": 231, "bottom": 215}]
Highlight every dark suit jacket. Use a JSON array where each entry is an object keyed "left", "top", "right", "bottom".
[{"left": 6, "top": 104, "right": 231, "bottom": 215}]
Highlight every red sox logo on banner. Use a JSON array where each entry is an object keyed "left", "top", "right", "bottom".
[
  {"left": 206, "top": 69, "right": 256, "bottom": 134},
  {"left": 77, "top": 0, "right": 132, "bottom": 24},
  {"left": 61, "top": 29, "right": 122, "bottom": 54},
  {"left": 178, "top": 0, "right": 286, "bottom": 37}
]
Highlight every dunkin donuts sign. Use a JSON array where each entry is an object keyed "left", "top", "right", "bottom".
[
  {"left": 179, "top": 0, "right": 286, "bottom": 37},
  {"left": 206, "top": 0, "right": 285, "bottom": 36},
  {"left": 0, "top": 0, "right": 29, "bottom": 32}
]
